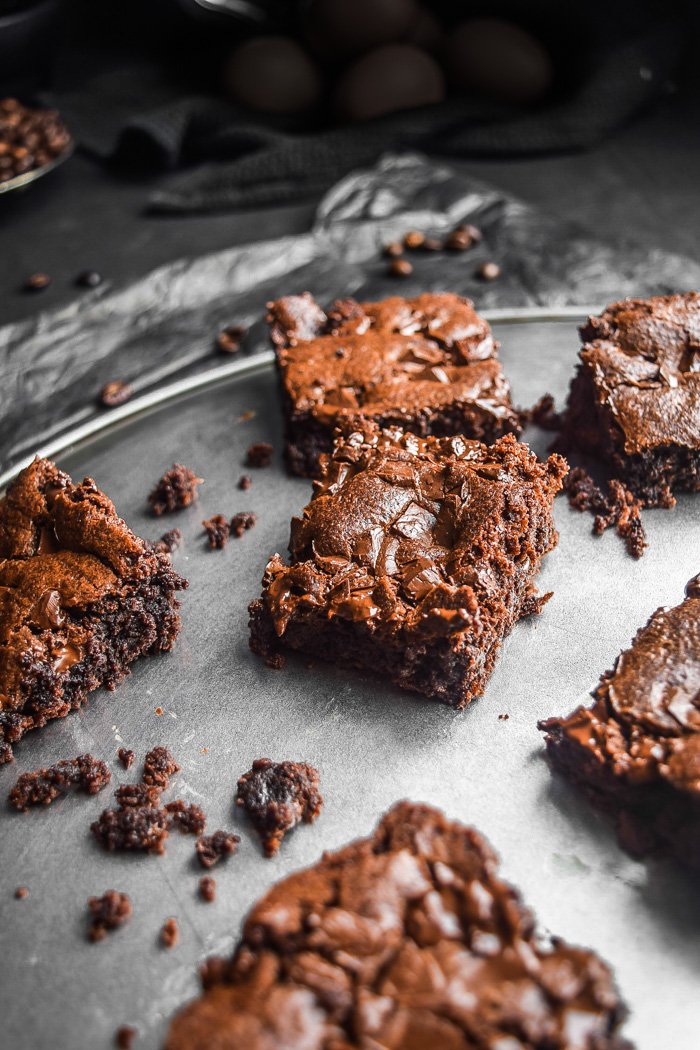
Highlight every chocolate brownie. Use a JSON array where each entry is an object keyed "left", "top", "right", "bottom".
[
  {"left": 236, "top": 758, "right": 323, "bottom": 856},
  {"left": 540, "top": 575, "right": 700, "bottom": 872},
  {"left": 250, "top": 422, "right": 566, "bottom": 707},
  {"left": 559, "top": 294, "right": 700, "bottom": 506},
  {"left": 0, "top": 458, "right": 187, "bottom": 763},
  {"left": 165, "top": 801, "right": 631, "bottom": 1050},
  {"left": 267, "top": 292, "right": 521, "bottom": 476}
]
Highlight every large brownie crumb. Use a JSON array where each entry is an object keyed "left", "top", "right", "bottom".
[
  {"left": 565, "top": 467, "right": 647, "bottom": 558},
  {"left": 202, "top": 515, "right": 230, "bottom": 550},
  {"left": 117, "top": 748, "right": 135, "bottom": 770},
  {"left": 237, "top": 758, "right": 323, "bottom": 857},
  {"left": 245, "top": 442, "right": 274, "bottom": 468},
  {"left": 114, "top": 783, "right": 163, "bottom": 809},
  {"left": 115, "top": 1025, "right": 137, "bottom": 1049},
  {"left": 165, "top": 800, "right": 207, "bottom": 835},
  {"left": 153, "top": 528, "right": 183, "bottom": 554},
  {"left": 87, "top": 889, "right": 133, "bottom": 942},
  {"left": 198, "top": 876, "right": 216, "bottom": 903},
  {"left": 195, "top": 830, "right": 240, "bottom": 869},
  {"left": 165, "top": 802, "right": 632, "bottom": 1050},
  {"left": 143, "top": 746, "right": 180, "bottom": 789},
  {"left": 149, "top": 465, "right": 203, "bottom": 515},
  {"left": 230, "top": 511, "right": 256, "bottom": 538},
  {"left": 161, "top": 917, "right": 179, "bottom": 949},
  {"left": 91, "top": 805, "right": 171, "bottom": 854},
  {"left": 9, "top": 755, "right": 111, "bottom": 811}
]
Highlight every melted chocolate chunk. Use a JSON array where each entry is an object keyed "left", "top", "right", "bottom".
[
  {"left": 87, "top": 890, "right": 132, "bottom": 942},
  {"left": 195, "top": 830, "right": 240, "bottom": 869},
  {"left": 165, "top": 802, "right": 631, "bottom": 1050},
  {"left": 236, "top": 758, "right": 323, "bottom": 857},
  {"left": 149, "top": 465, "right": 203, "bottom": 515},
  {"left": 9, "top": 755, "right": 111, "bottom": 811}
]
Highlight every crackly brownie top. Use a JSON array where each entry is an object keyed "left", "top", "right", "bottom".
[
  {"left": 263, "top": 422, "right": 566, "bottom": 639},
  {"left": 0, "top": 457, "right": 169, "bottom": 709},
  {"left": 267, "top": 292, "right": 518, "bottom": 426},
  {"left": 165, "top": 801, "right": 630, "bottom": 1050},
  {"left": 578, "top": 293, "right": 700, "bottom": 454},
  {"left": 541, "top": 577, "right": 700, "bottom": 797}
]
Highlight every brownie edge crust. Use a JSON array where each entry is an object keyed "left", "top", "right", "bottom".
[
  {"left": 165, "top": 801, "right": 632, "bottom": 1050},
  {"left": 250, "top": 422, "right": 567, "bottom": 708},
  {"left": 0, "top": 457, "right": 187, "bottom": 762}
]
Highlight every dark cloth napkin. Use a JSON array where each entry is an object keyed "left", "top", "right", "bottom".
[{"left": 48, "top": 0, "right": 681, "bottom": 213}]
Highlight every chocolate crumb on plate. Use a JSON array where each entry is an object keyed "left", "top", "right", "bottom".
[
  {"left": 202, "top": 515, "right": 230, "bottom": 550},
  {"left": 114, "top": 1025, "right": 137, "bottom": 1049},
  {"left": 477, "top": 260, "right": 501, "bottom": 280},
  {"left": 149, "top": 465, "right": 203, "bottom": 515},
  {"left": 91, "top": 806, "right": 171, "bottom": 855},
  {"left": 76, "top": 270, "right": 103, "bottom": 289},
  {"left": 245, "top": 442, "right": 274, "bottom": 468},
  {"left": 153, "top": 528, "right": 183, "bottom": 554},
  {"left": 565, "top": 467, "right": 647, "bottom": 558},
  {"left": 165, "top": 800, "right": 207, "bottom": 836},
  {"left": 521, "top": 392, "right": 563, "bottom": 431},
  {"left": 230, "top": 511, "right": 256, "bottom": 538},
  {"left": 100, "top": 380, "right": 134, "bottom": 408},
  {"left": 198, "top": 876, "right": 216, "bottom": 903},
  {"left": 87, "top": 889, "right": 132, "bottom": 942},
  {"left": 402, "top": 230, "right": 425, "bottom": 249},
  {"left": 236, "top": 758, "right": 323, "bottom": 857},
  {"left": 387, "top": 257, "right": 413, "bottom": 277},
  {"left": 161, "top": 917, "right": 179, "bottom": 949},
  {"left": 142, "top": 746, "right": 180, "bottom": 789},
  {"left": 382, "top": 241, "right": 403, "bottom": 257},
  {"left": 14, "top": 886, "right": 29, "bottom": 899},
  {"left": 114, "top": 783, "right": 163, "bottom": 809},
  {"left": 117, "top": 748, "right": 135, "bottom": 771},
  {"left": 216, "top": 325, "right": 247, "bottom": 354},
  {"left": 237, "top": 475, "right": 252, "bottom": 491},
  {"left": 9, "top": 755, "right": 111, "bottom": 811},
  {"left": 195, "top": 830, "right": 240, "bottom": 869},
  {"left": 23, "top": 272, "right": 51, "bottom": 292}
]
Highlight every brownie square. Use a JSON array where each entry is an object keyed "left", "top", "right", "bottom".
[
  {"left": 165, "top": 801, "right": 632, "bottom": 1050},
  {"left": 540, "top": 575, "right": 700, "bottom": 872},
  {"left": 0, "top": 457, "right": 187, "bottom": 762},
  {"left": 560, "top": 293, "right": 700, "bottom": 505},
  {"left": 267, "top": 292, "right": 521, "bottom": 477},
  {"left": 250, "top": 421, "right": 566, "bottom": 707}
]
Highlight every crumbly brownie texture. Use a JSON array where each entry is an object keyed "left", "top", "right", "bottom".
[
  {"left": 267, "top": 292, "right": 521, "bottom": 476},
  {"left": 250, "top": 422, "right": 566, "bottom": 707},
  {"left": 87, "top": 889, "right": 133, "bottom": 942},
  {"left": 564, "top": 468, "right": 647, "bottom": 559},
  {"left": 0, "top": 458, "right": 187, "bottom": 763},
  {"left": 559, "top": 293, "right": 700, "bottom": 505},
  {"left": 199, "top": 876, "right": 216, "bottom": 903},
  {"left": 153, "top": 528, "right": 183, "bottom": 555},
  {"left": 165, "top": 800, "right": 207, "bottom": 836},
  {"left": 149, "top": 465, "right": 203, "bottom": 515},
  {"left": 165, "top": 801, "right": 631, "bottom": 1050},
  {"left": 142, "top": 745, "right": 180, "bottom": 788},
  {"left": 202, "top": 515, "right": 230, "bottom": 550},
  {"left": 236, "top": 758, "right": 323, "bottom": 857},
  {"left": 195, "top": 830, "right": 240, "bottom": 869},
  {"left": 9, "top": 754, "right": 111, "bottom": 811},
  {"left": 161, "top": 917, "right": 180, "bottom": 949},
  {"left": 117, "top": 747, "right": 135, "bottom": 770},
  {"left": 540, "top": 576, "right": 700, "bottom": 872},
  {"left": 92, "top": 804, "right": 171, "bottom": 855},
  {"left": 231, "top": 511, "right": 256, "bottom": 538}
]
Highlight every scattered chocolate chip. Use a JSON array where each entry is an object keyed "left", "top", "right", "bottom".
[
  {"left": 100, "top": 380, "right": 134, "bottom": 408},
  {"left": 115, "top": 1025, "right": 138, "bottom": 1049},
  {"left": 76, "top": 270, "right": 103, "bottom": 289},
  {"left": 165, "top": 800, "right": 207, "bottom": 836},
  {"left": 91, "top": 806, "right": 170, "bottom": 854},
  {"left": 236, "top": 759, "right": 323, "bottom": 857},
  {"left": 23, "top": 272, "right": 51, "bottom": 292},
  {"left": 14, "top": 886, "right": 29, "bottom": 899},
  {"left": 143, "top": 746, "right": 180, "bottom": 789},
  {"left": 477, "top": 261, "right": 501, "bottom": 281},
  {"left": 198, "top": 876, "right": 216, "bottom": 903},
  {"left": 202, "top": 514, "right": 230, "bottom": 550},
  {"left": 238, "top": 474, "right": 252, "bottom": 491},
  {"left": 149, "top": 464, "right": 203, "bottom": 515},
  {"left": 153, "top": 528, "right": 182, "bottom": 554},
  {"left": 117, "top": 748, "right": 135, "bottom": 771},
  {"left": 9, "top": 755, "right": 111, "bottom": 811},
  {"left": 216, "top": 324, "right": 247, "bottom": 354},
  {"left": 160, "top": 917, "right": 179, "bottom": 949},
  {"left": 195, "top": 830, "right": 240, "bottom": 869},
  {"left": 382, "top": 241, "right": 403, "bottom": 258},
  {"left": 246, "top": 442, "right": 274, "bottom": 468},
  {"left": 230, "top": 511, "right": 256, "bottom": 538},
  {"left": 388, "top": 258, "right": 413, "bottom": 278},
  {"left": 87, "top": 889, "right": 132, "bottom": 942},
  {"left": 403, "top": 230, "right": 425, "bottom": 249}
]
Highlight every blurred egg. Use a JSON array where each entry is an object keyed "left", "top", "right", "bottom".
[
  {"left": 307, "top": 0, "right": 421, "bottom": 56},
  {"left": 446, "top": 18, "right": 553, "bottom": 107},
  {"left": 335, "top": 43, "right": 445, "bottom": 121},
  {"left": 223, "top": 36, "right": 323, "bottom": 115}
]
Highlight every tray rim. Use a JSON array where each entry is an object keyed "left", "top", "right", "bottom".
[{"left": 0, "top": 305, "right": 598, "bottom": 492}]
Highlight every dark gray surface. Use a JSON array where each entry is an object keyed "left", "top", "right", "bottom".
[{"left": 0, "top": 317, "right": 698, "bottom": 1050}]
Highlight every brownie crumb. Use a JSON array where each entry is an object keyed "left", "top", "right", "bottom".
[
  {"left": 9, "top": 755, "right": 111, "bottom": 812},
  {"left": 195, "top": 830, "right": 240, "bottom": 869},
  {"left": 477, "top": 261, "right": 501, "bottom": 281},
  {"left": 143, "top": 746, "right": 180, "bottom": 789},
  {"left": 403, "top": 230, "right": 425, "bottom": 249},
  {"left": 160, "top": 917, "right": 179, "bottom": 949},
  {"left": 91, "top": 806, "right": 170, "bottom": 854},
  {"left": 388, "top": 257, "right": 413, "bottom": 278},
  {"left": 117, "top": 748, "right": 135, "bottom": 771},
  {"left": 199, "top": 956, "right": 230, "bottom": 989},
  {"left": 15, "top": 886, "right": 29, "bottom": 899},
  {"left": 155, "top": 707, "right": 164, "bottom": 716},
  {"left": 114, "top": 783, "right": 163, "bottom": 809},
  {"left": 498, "top": 713, "right": 510, "bottom": 721},
  {"left": 198, "top": 876, "right": 216, "bottom": 903},
  {"left": 522, "top": 393, "right": 562, "bottom": 432},
  {"left": 166, "top": 800, "right": 207, "bottom": 836},
  {"left": 115, "top": 1025, "right": 137, "bottom": 1049},
  {"left": 100, "top": 380, "right": 134, "bottom": 408},
  {"left": 565, "top": 467, "right": 648, "bottom": 558},
  {"left": 0, "top": 742, "right": 13, "bottom": 765},
  {"left": 216, "top": 324, "right": 247, "bottom": 354},
  {"left": 383, "top": 241, "right": 403, "bottom": 258},
  {"left": 149, "top": 465, "right": 203, "bottom": 515},
  {"left": 153, "top": 528, "right": 182, "bottom": 554},
  {"left": 87, "top": 889, "right": 132, "bottom": 942},
  {"left": 238, "top": 475, "right": 252, "bottom": 491},
  {"left": 230, "top": 511, "right": 256, "bottom": 538},
  {"left": 23, "top": 272, "right": 51, "bottom": 292},
  {"left": 246, "top": 442, "right": 274, "bottom": 468},
  {"left": 236, "top": 758, "right": 323, "bottom": 857},
  {"left": 76, "top": 270, "right": 103, "bottom": 289},
  {"left": 444, "top": 228, "right": 473, "bottom": 251},
  {"left": 202, "top": 515, "right": 230, "bottom": 550}
]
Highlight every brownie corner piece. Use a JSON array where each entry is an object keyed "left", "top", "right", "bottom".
[
  {"left": 539, "top": 575, "right": 700, "bottom": 872},
  {"left": 266, "top": 291, "right": 521, "bottom": 477},
  {"left": 0, "top": 457, "right": 187, "bottom": 761},
  {"left": 165, "top": 801, "right": 631, "bottom": 1050},
  {"left": 560, "top": 292, "right": 700, "bottom": 504},
  {"left": 250, "top": 421, "right": 567, "bottom": 708}
]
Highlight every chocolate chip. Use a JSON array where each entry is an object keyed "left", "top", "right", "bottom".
[
  {"left": 477, "top": 261, "right": 501, "bottom": 281},
  {"left": 388, "top": 258, "right": 413, "bottom": 278},
  {"left": 23, "top": 272, "right": 51, "bottom": 292},
  {"left": 76, "top": 270, "right": 103, "bottom": 288},
  {"left": 100, "top": 380, "right": 134, "bottom": 408}
]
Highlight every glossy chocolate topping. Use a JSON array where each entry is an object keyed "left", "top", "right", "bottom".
[
  {"left": 267, "top": 292, "right": 520, "bottom": 432},
  {"left": 262, "top": 422, "right": 566, "bottom": 642},
  {"left": 165, "top": 801, "right": 630, "bottom": 1050},
  {"left": 578, "top": 293, "right": 700, "bottom": 455}
]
